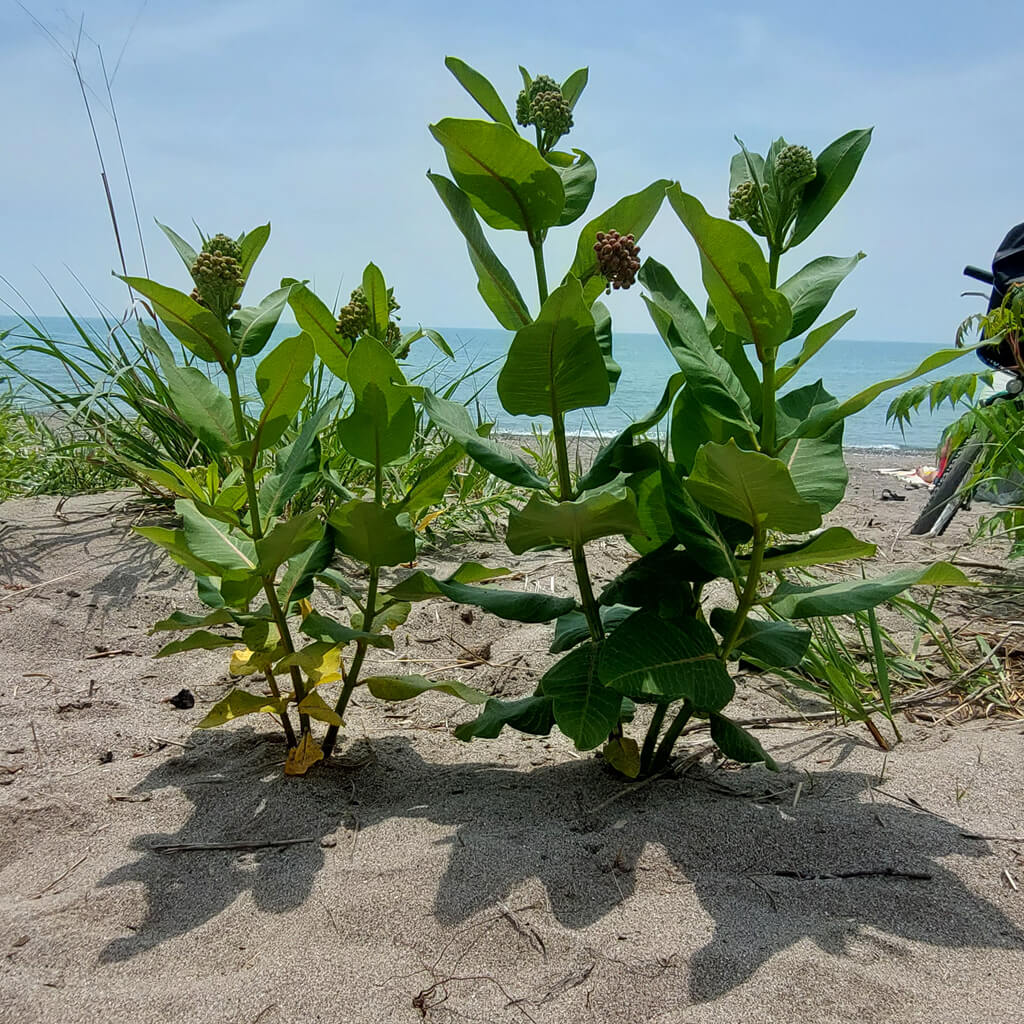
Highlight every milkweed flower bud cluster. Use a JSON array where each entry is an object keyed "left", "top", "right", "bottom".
[
  {"left": 189, "top": 234, "right": 245, "bottom": 320},
  {"left": 594, "top": 230, "right": 641, "bottom": 293},
  {"left": 728, "top": 180, "right": 767, "bottom": 236},
  {"left": 775, "top": 144, "right": 817, "bottom": 189},
  {"left": 336, "top": 286, "right": 403, "bottom": 348},
  {"left": 336, "top": 288, "right": 371, "bottom": 340},
  {"left": 516, "top": 74, "right": 573, "bottom": 142}
]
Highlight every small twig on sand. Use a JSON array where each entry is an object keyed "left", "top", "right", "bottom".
[
  {"left": 31, "top": 855, "right": 87, "bottom": 898},
  {"left": 769, "top": 867, "right": 932, "bottom": 881},
  {"left": 85, "top": 648, "right": 133, "bottom": 660},
  {"left": 498, "top": 901, "right": 546, "bottom": 958},
  {"left": 152, "top": 837, "right": 314, "bottom": 854},
  {"left": 149, "top": 736, "right": 193, "bottom": 749}
]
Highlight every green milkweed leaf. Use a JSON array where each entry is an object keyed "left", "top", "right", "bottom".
[
  {"left": 770, "top": 563, "right": 971, "bottom": 618},
  {"left": 444, "top": 56, "right": 516, "bottom": 129},
  {"left": 429, "top": 118, "right": 565, "bottom": 233},
  {"left": 365, "top": 674, "right": 489, "bottom": 705},
  {"left": 685, "top": 440, "right": 822, "bottom": 532},
  {"left": 542, "top": 643, "right": 622, "bottom": 751},
  {"left": 497, "top": 277, "right": 609, "bottom": 417},
  {"left": 598, "top": 610, "right": 734, "bottom": 709}
]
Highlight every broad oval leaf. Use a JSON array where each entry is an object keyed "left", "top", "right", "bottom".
[
  {"left": 197, "top": 688, "right": 287, "bottom": 729},
  {"left": 161, "top": 363, "right": 239, "bottom": 455},
  {"left": 603, "top": 736, "right": 641, "bottom": 778},
  {"left": 542, "top": 643, "right": 622, "bottom": 751},
  {"left": 178, "top": 500, "right": 257, "bottom": 579},
  {"left": 685, "top": 440, "right": 822, "bottom": 533},
  {"left": 550, "top": 604, "right": 633, "bottom": 654},
  {"left": 506, "top": 489, "right": 642, "bottom": 554},
  {"left": 155, "top": 630, "right": 242, "bottom": 657},
  {"left": 253, "top": 333, "right": 314, "bottom": 454},
  {"left": 598, "top": 610, "right": 734, "bottom": 709},
  {"left": 328, "top": 500, "right": 416, "bottom": 567},
  {"left": 238, "top": 224, "right": 271, "bottom": 284},
  {"left": 277, "top": 531, "right": 334, "bottom": 609},
  {"left": 769, "top": 562, "right": 971, "bottom": 619},
  {"left": 665, "top": 187, "right": 792, "bottom": 353},
  {"left": 640, "top": 259, "right": 757, "bottom": 437},
  {"left": 453, "top": 695, "right": 555, "bottom": 741},
  {"left": 296, "top": 690, "right": 343, "bottom": 726},
  {"left": 361, "top": 263, "right": 390, "bottom": 341},
  {"left": 709, "top": 609, "right": 811, "bottom": 669},
  {"left": 784, "top": 346, "right": 974, "bottom": 442},
  {"left": 365, "top": 674, "right": 489, "bottom": 705},
  {"left": 497, "top": 277, "right": 609, "bottom": 417},
  {"left": 257, "top": 398, "right": 335, "bottom": 520},
  {"left": 255, "top": 510, "right": 324, "bottom": 576},
  {"left": 429, "top": 118, "right": 564, "bottom": 233}
]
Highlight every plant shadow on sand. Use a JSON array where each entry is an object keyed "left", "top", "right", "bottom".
[{"left": 98, "top": 728, "right": 1024, "bottom": 1002}]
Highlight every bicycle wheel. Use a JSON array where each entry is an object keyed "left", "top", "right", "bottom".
[{"left": 909, "top": 439, "right": 984, "bottom": 536}]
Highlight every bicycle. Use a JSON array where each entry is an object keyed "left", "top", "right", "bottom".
[{"left": 909, "top": 225, "right": 1024, "bottom": 537}]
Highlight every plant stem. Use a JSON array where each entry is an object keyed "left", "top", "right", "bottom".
[
  {"left": 650, "top": 700, "right": 694, "bottom": 773},
  {"left": 322, "top": 565, "right": 378, "bottom": 759},
  {"left": 323, "top": 435, "right": 386, "bottom": 758},
  {"left": 530, "top": 233, "right": 548, "bottom": 305},
  {"left": 760, "top": 244, "right": 782, "bottom": 455},
  {"left": 719, "top": 522, "right": 767, "bottom": 662},
  {"left": 264, "top": 668, "right": 297, "bottom": 748},
  {"left": 225, "top": 362, "right": 308, "bottom": 738},
  {"left": 639, "top": 702, "right": 669, "bottom": 775},
  {"left": 760, "top": 354, "right": 777, "bottom": 455},
  {"left": 531, "top": 237, "right": 604, "bottom": 643}
]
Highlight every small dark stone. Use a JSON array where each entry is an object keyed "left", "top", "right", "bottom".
[
  {"left": 99, "top": 751, "right": 114, "bottom": 764},
  {"left": 167, "top": 689, "right": 195, "bottom": 710}
]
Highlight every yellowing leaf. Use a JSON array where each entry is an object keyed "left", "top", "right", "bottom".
[
  {"left": 297, "top": 690, "right": 344, "bottom": 726},
  {"left": 284, "top": 732, "right": 324, "bottom": 775},
  {"left": 276, "top": 642, "right": 344, "bottom": 685},
  {"left": 197, "top": 688, "right": 287, "bottom": 728},
  {"left": 229, "top": 647, "right": 277, "bottom": 676},
  {"left": 603, "top": 736, "right": 641, "bottom": 778},
  {"left": 297, "top": 598, "right": 313, "bottom": 618}
]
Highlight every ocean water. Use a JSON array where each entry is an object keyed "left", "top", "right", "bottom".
[{"left": 0, "top": 316, "right": 980, "bottom": 453}]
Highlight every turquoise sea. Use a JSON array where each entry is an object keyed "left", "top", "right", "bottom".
[{"left": 0, "top": 317, "right": 980, "bottom": 453}]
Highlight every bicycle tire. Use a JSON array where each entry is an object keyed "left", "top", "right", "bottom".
[{"left": 909, "top": 439, "right": 984, "bottom": 536}]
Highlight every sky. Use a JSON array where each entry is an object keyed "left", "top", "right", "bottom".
[{"left": 2, "top": 0, "right": 1024, "bottom": 343}]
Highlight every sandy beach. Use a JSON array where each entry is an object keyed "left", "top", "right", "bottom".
[{"left": 0, "top": 449, "right": 1021, "bottom": 1023}]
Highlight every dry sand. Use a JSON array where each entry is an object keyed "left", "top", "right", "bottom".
[{"left": 0, "top": 451, "right": 1022, "bottom": 1023}]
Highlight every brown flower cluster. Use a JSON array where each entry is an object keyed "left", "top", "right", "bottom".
[{"left": 594, "top": 230, "right": 641, "bottom": 293}]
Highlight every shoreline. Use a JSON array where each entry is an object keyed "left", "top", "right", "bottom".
[{"left": 493, "top": 432, "right": 937, "bottom": 468}]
